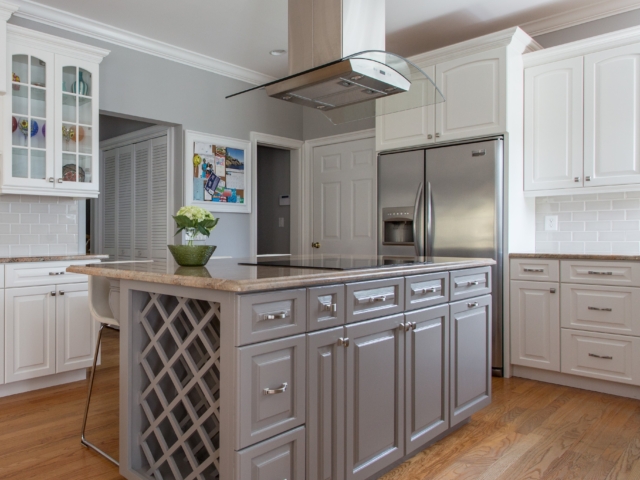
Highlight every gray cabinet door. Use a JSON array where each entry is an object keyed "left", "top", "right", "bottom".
[
  {"left": 450, "top": 295, "right": 492, "bottom": 427},
  {"left": 345, "top": 314, "right": 404, "bottom": 480},
  {"left": 307, "top": 327, "right": 346, "bottom": 480},
  {"left": 405, "top": 304, "right": 449, "bottom": 453}
]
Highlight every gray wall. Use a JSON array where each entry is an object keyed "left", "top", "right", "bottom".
[
  {"left": 9, "top": 17, "right": 304, "bottom": 259},
  {"left": 99, "top": 114, "right": 156, "bottom": 141},
  {"left": 257, "top": 146, "right": 291, "bottom": 255},
  {"left": 534, "top": 9, "right": 640, "bottom": 47}
]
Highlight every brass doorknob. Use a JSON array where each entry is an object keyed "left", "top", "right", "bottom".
[{"left": 312, "top": 242, "right": 320, "bottom": 249}]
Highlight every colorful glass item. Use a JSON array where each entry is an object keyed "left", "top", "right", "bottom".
[
  {"left": 11, "top": 117, "right": 17, "bottom": 133},
  {"left": 62, "top": 164, "right": 85, "bottom": 182},
  {"left": 30, "top": 120, "right": 38, "bottom": 137},
  {"left": 71, "top": 71, "right": 88, "bottom": 95},
  {"left": 12, "top": 73, "right": 20, "bottom": 91},
  {"left": 71, "top": 126, "right": 84, "bottom": 142},
  {"left": 42, "top": 123, "right": 46, "bottom": 137},
  {"left": 19, "top": 119, "right": 29, "bottom": 137}
]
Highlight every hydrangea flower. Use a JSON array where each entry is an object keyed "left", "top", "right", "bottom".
[{"left": 173, "top": 206, "right": 219, "bottom": 246}]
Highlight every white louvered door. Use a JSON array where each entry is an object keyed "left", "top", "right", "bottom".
[
  {"left": 150, "top": 136, "right": 169, "bottom": 271},
  {"left": 117, "top": 144, "right": 133, "bottom": 260},
  {"left": 102, "top": 148, "right": 117, "bottom": 259},
  {"left": 134, "top": 140, "right": 150, "bottom": 260}
]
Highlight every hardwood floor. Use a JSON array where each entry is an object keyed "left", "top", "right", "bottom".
[{"left": 1, "top": 331, "right": 640, "bottom": 479}]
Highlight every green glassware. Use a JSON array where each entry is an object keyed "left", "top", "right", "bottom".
[{"left": 168, "top": 245, "right": 216, "bottom": 267}]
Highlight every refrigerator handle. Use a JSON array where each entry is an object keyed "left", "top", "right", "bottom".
[
  {"left": 412, "top": 182, "right": 424, "bottom": 257},
  {"left": 426, "top": 182, "right": 433, "bottom": 257}
]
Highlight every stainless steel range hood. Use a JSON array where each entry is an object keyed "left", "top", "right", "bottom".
[{"left": 226, "top": 0, "right": 444, "bottom": 124}]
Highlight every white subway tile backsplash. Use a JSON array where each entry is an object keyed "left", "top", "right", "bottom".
[
  {"left": 536, "top": 191, "right": 640, "bottom": 254},
  {"left": 0, "top": 195, "right": 79, "bottom": 254}
]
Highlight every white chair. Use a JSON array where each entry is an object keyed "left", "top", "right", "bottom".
[{"left": 81, "top": 275, "right": 120, "bottom": 466}]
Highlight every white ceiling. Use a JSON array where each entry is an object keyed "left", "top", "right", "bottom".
[{"left": 19, "top": 0, "right": 627, "bottom": 79}]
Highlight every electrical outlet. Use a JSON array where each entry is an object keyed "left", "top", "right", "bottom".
[
  {"left": 545, "top": 215, "right": 558, "bottom": 231},
  {"left": 278, "top": 217, "right": 285, "bottom": 228}
]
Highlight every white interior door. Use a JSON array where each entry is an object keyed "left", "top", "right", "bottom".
[{"left": 312, "top": 137, "right": 376, "bottom": 256}]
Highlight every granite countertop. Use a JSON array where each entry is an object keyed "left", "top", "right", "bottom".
[
  {"left": 67, "top": 255, "right": 496, "bottom": 293},
  {"left": 510, "top": 253, "right": 640, "bottom": 261},
  {"left": 0, "top": 254, "right": 108, "bottom": 264}
]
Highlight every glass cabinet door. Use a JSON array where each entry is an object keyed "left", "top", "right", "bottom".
[
  {"left": 6, "top": 46, "right": 54, "bottom": 187},
  {"left": 55, "top": 56, "right": 99, "bottom": 192}
]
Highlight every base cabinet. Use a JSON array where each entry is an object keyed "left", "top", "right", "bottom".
[
  {"left": 405, "top": 304, "right": 449, "bottom": 452},
  {"left": 345, "top": 314, "right": 405, "bottom": 480},
  {"left": 5, "top": 282, "right": 94, "bottom": 384},
  {"left": 450, "top": 296, "right": 492, "bottom": 427},
  {"left": 510, "top": 280, "right": 560, "bottom": 371}
]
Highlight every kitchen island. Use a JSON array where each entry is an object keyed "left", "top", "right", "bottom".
[{"left": 68, "top": 255, "right": 495, "bottom": 480}]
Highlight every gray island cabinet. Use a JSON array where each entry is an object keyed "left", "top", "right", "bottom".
[{"left": 68, "top": 256, "right": 493, "bottom": 480}]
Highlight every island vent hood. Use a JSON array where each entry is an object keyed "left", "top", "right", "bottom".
[{"left": 226, "top": 0, "right": 444, "bottom": 124}]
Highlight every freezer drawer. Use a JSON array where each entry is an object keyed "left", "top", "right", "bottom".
[{"left": 450, "top": 267, "right": 492, "bottom": 302}]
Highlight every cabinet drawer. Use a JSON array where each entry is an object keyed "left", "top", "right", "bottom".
[
  {"left": 235, "top": 426, "right": 305, "bottom": 480},
  {"left": 405, "top": 272, "right": 449, "bottom": 311},
  {"left": 237, "top": 335, "right": 306, "bottom": 449},
  {"left": 510, "top": 258, "right": 559, "bottom": 282},
  {"left": 5, "top": 260, "right": 99, "bottom": 288},
  {"left": 345, "top": 277, "right": 404, "bottom": 323},
  {"left": 561, "top": 284, "right": 640, "bottom": 336},
  {"left": 561, "top": 329, "right": 640, "bottom": 385},
  {"left": 238, "top": 289, "right": 306, "bottom": 346},
  {"left": 308, "top": 284, "right": 345, "bottom": 331},
  {"left": 560, "top": 260, "right": 640, "bottom": 287},
  {"left": 450, "top": 267, "right": 491, "bottom": 302}
]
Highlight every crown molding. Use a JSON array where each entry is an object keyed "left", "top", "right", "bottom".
[
  {"left": 10, "top": 0, "right": 276, "bottom": 86},
  {"left": 521, "top": 0, "right": 640, "bottom": 37},
  {"left": 409, "top": 27, "right": 542, "bottom": 68},
  {"left": 0, "top": 1, "right": 18, "bottom": 21}
]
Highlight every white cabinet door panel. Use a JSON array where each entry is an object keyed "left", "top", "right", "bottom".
[
  {"left": 585, "top": 43, "right": 640, "bottom": 187},
  {"left": 375, "top": 65, "right": 436, "bottom": 152},
  {"left": 56, "top": 282, "right": 95, "bottom": 373},
  {"left": 510, "top": 281, "right": 560, "bottom": 371},
  {"left": 0, "top": 292, "right": 4, "bottom": 385},
  {"left": 435, "top": 49, "right": 505, "bottom": 142},
  {"left": 5, "top": 285, "right": 56, "bottom": 383},
  {"left": 524, "top": 58, "right": 584, "bottom": 191}
]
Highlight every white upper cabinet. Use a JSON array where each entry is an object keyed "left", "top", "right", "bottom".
[
  {"left": 435, "top": 48, "right": 505, "bottom": 143},
  {"left": 375, "top": 65, "right": 435, "bottom": 152},
  {"left": 1, "top": 26, "right": 108, "bottom": 198},
  {"left": 524, "top": 57, "right": 584, "bottom": 191},
  {"left": 584, "top": 43, "right": 640, "bottom": 187}
]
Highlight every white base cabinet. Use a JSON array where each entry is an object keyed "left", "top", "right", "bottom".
[{"left": 56, "top": 282, "right": 95, "bottom": 373}]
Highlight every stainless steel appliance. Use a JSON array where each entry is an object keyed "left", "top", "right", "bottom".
[{"left": 378, "top": 138, "right": 504, "bottom": 375}]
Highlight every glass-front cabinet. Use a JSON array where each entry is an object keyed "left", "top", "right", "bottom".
[{"left": 2, "top": 26, "right": 108, "bottom": 198}]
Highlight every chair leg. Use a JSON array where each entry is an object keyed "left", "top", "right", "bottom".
[{"left": 80, "top": 323, "right": 119, "bottom": 466}]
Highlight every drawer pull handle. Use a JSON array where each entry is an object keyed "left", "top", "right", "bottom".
[
  {"left": 337, "top": 337, "right": 350, "bottom": 347},
  {"left": 399, "top": 322, "right": 412, "bottom": 332},
  {"left": 49, "top": 272, "right": 65, "bottom": 276},
  {"left": 412, "top": 286, "right": 441, "bottom": 295},
  {"left": 524, "top": 268, "right": 544, "bottom": 273},
  {"left": 410, "top": 322, "right": 417, "bottom": 330},
  {"left": 321, "top": 302, "right": 337, "bottom": 314},
  {"left": 359, "top": 293, "right": 394, "bottom": 304},
  {"left": 263, "top": 382, "right": 288, "bottom": 395},
  {"left": 263, "top": 311, "right": 289, "bottom": 321},
  {"left": 455, "top": 280, "right": 483, "bottom": 288},
  {"left": 51, "top": 291, "right": 56, "bottom": 296},
  {"left": 467, "top": 302, "right": 479, "bottom": 308},
  {"left": 589, "top": 353, "right": 613, "bottom": 360},
  {"left": 588, "top": 306, "right": 612, "bottom": 312},
  {"left": 587, "top": 271, "right": 613, "bottom": 276},
  {"left": 550, "top": 288, "right": 556, "bottom": 294},
  {"left": 59, "top": 290, "right": 65, "bottom": 296}
]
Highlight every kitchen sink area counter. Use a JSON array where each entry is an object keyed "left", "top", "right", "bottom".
[{"left": 69, "top": 255, "right": 495, "bottom": 480}]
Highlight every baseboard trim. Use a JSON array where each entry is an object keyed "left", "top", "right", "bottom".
[
  {"left": 0, "top": 369, "right": 87, "bottom": 398},
  {"left": 512, "top": 365, "right": 640, "bottom": 399}
]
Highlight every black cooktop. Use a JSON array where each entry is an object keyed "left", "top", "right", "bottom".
[{"left": 239, "top": 256, "right": 434, "bottom": 271}]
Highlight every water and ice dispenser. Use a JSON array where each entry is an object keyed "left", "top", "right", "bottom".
[{"left": 382, "top": 206, "right": 415, "bottom": 245}]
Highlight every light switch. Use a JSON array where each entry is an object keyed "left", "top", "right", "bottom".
[{"left": 279, "top": 217, "right": 285, "bottom": 227}]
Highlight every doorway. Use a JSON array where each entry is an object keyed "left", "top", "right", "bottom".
[{"left": 257, "top": 146, "right": 291, "bottom": 255}]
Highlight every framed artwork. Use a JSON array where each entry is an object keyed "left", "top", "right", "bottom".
[{"left": 184, "top": 130, "right": 251, "bottom": 213}]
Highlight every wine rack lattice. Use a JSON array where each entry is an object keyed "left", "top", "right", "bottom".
[{"left": 137, "top": 293, "right": 221, "bottom": 480}]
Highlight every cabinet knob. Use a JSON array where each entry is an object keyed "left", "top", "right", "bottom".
[
  {"left": 59, "top": 290, "right": 65, "bottom": 296},
  {"left": 550, "top": 288, "right": 556, "bottom": 293},
  {"left": 311, "top": 242, "right": 320, "bottom": 249},
  {"left": 48, "top": 177, "right": 54, "bottom": 183},
  {"left": 585, "top": 176, "right": 591, "bottom": 181},
  {"left": 435, "top": 133, "right": 441, "bottom": 138},
  {"left": 574, "top": 177, "right": 580, "bottom": 183},
  {"left": 51, "top": 291, "right": 56, "bottom": 296},
  {"left": 427, "top": 134, "right": 433, "bottom": 140},
  {"left": 337, "top": 337, "right": 350, "bottom": 347},
  {"left": 57, "top": 178, "right": 63, "bottom": 183}
]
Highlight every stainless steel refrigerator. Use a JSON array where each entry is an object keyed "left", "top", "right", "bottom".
[{"left": 378, "top": 138, "right": 504, "bottom": 375}]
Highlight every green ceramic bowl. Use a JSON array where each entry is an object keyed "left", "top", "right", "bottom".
[{"left": 168, "top": 245, "right": 217, "bottom": 267}]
